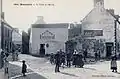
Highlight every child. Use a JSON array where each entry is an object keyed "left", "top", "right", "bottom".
[
  {"left": 111, "top": 56, "right": 117, "bottom": 72},
  {"left": 22, "top": 60, "right": 27, "bottom": 76}
]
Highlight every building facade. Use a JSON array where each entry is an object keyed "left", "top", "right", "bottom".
[
  {"left": 0, "top": 12, "right": 13, "bottom": 68},
  {"left": 29, "top": 16, "right": 68, "bottom": 56},
  {"left": 1, "top": 12, "right": 13, "bottom": 53},
  {"left": 81, "top": 0, "right": 120, "bottom": 57}
]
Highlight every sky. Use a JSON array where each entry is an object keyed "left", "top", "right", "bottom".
[{"left": 2, "top": 0, "right": 120, "bottom": 32}]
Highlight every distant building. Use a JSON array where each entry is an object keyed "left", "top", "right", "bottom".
[
  {"left": 12, "top": 28, "right": 22, "bottom": 52},
  {"left": 81, "top": 0, "right": 120, "bottom": 57},
  {"left": 29, "top": 16, "right": 68, "bottom": 56}
]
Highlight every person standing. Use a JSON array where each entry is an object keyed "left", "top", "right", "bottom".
[
  {"left": 50, "top": 53, "right": 54, "bottom": 64},
  {"left": 66, "top": 53, "right": 71, "bottom": 68},
  {"left": 0, "top": 50, "right": 5, "bottom": 68},
  {"left": 79, "top": 53, "right": 84, "bottom": 67},
  {"left": 97, "top": 50, "right": 101, "bottom": 60},
  {"left": 94, "top": 52, "right": 98, "bottom": 61},
  {"left": 22, "top": 60, "right": 27, "bottom": 76},
  {"left": 72, "top": 50, "right": 77, "bottom": 67},
  {"left": 83, "top": 49, "right": 87, "bottom": 62},
  {"left": 61, "top": 52, "right": 66, "bottom": 68},
  {"left": 77, "top": 53, "right": 84, "bottom": 68},
  {"left": 55, "top": 51, "right": 61, "bottom": 72},
  {"left": 59, "top": 49, "right": 63, "bottom": 66},
  {"left": 111, "top": 56, "right": 117, "bottom": 72}
]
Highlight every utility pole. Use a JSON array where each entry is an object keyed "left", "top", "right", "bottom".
[
  {"left": 1, "top": 0, "right": 9, "bottom": 79},
  {"left": 114, "top": 20, "right": 117, "bottom": 56},
  {"left": 0, "top": 0, "right": 3, "bottom": 68},
  {"left": 1, "top": 0, "right": 4, "bottom": 50},
  {"left": 114, "top": 18, "right": 120, "bottom": 57},
  {"left": 0, "top": 0, "right": 2, "bottom": 14}
]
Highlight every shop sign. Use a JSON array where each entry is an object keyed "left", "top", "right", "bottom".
[
  {"left": 84, "top": 30, "right": 103, "bottom": 37},
  {"left": 40, "top": 30, "right": 55, "bottom": 39}
]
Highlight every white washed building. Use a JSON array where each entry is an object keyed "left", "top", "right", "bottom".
[
  {"left": 81, "top": 0, "right": 120, "bottom": 57},
  {"left": 29, "top": 16, "right": 68, "bottom": 55}
]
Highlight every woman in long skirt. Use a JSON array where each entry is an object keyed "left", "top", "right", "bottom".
[{"left": 111, "top": 56, "right": 117, "bottom": 72}]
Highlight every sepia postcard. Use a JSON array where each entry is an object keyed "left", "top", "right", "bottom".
[{"left": 0, "top": 0, "right": 120, "bottom": 79}]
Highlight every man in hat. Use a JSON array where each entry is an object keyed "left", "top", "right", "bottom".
[{"left": 54, "top": 50, "right": 61, "bottom": 72}]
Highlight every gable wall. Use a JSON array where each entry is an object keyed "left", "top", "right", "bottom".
[{"left": 82, "top": 7, "right": 115, "bottom": 42}]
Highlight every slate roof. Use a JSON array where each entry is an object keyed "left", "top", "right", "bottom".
[
  {"left": 1, "top": 17, "right": 13, "bottom": 30},
  {"left": 32, "top": 23, "right": 69, "bottom": 28}
]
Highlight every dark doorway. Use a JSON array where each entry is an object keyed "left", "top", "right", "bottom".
[
  {"left": 106, "top": 42, "right": 113, "bottom": 58},
  {"left": 40, "top": 44, "right": 45, "bottom": 56}
]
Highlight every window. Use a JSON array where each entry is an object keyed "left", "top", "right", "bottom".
[{"left": 100, "top": 2, "right": 103, "bottom": 5}]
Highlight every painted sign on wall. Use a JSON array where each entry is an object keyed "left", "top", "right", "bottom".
[
  {"left": 40, "top": 30, "right": 55, "bottom": 39},
  {"left": 84, "top": 30, "right": 103, "bottom": 37}
]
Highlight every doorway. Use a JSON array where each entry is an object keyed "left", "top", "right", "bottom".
[
  {"left": 40, "top": 44, "right": 45, "bottom": 56},
  {"left": 106, "top": 42, "right": 113, "bottom": 58}
]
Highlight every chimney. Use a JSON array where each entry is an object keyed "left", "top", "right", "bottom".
[
  {"left": 37, "top": 16, "right": 44, "bottom": 20},
  {"left": 35, "top": 16, "right": 46, "bottom": 24},
  {"left": 108, "top": 9, "right": 114, "bottom": 15},
  {"left": 14, "top": 28, "right": 19, "bottom": 32},
  {"left": 94, "top": 0, "right": 104, "bottom": 8},
  {"left": 115, "top": 15, "right": 120, "bottom": 20}
]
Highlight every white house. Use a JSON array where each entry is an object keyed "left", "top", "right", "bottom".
[{"left": 29, "top": 16, "right": 68, "bottom": 55}]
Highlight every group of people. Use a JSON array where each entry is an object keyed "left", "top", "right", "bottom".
[
  {"left": 50, "top": 49, "right": 85, "bottom": 72},
  {"left": 50, "top": 49, "right": 120, "bottom": 73},
  {"left": 0, "top": 49, "right": 27, "bottom": 76}
]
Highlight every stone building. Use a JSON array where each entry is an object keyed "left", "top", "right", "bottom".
[
  {"left": 29, "top": 16, "right": 68, "bottom": 56},
  {"left": 1, "top": 12, "right": 13, "bottom": 53},
  {"left": 0, "top": 12, "right": 13, "bottom": 68},
  {"left": 81, "top": 0, "right": 120, "bottom": 57}
]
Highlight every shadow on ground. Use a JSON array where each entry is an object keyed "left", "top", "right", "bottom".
[
  {"left": 60, "top": 72, "right": 79, "bottom": 77},
  {"left": 9, "top": 64, "right": 47, "bottom": 79},
  {"left": 115, "top": 72, "right": 120, "bottom": 74},
  {"left": 84, "top": 67, "right": 97, "bottom": 71},
  {"left": 12, "top": 73, "right": 48, "bottom": 79}
]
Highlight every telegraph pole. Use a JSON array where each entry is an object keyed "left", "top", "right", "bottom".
[
  {"left": 1, "top": 0, "right": 9, "bottom": 79},
  {"left": 114, "top": 17, "right": 120, "bottom": 57},
  {"left": 0, "top": 0, "right": 3, "bottom": 69},
  {"left": 1, "top": 0, "right": 2, "bottom": 13},
  {"left": 114, "top": 20, "right": 117, "bottom": 56}
]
